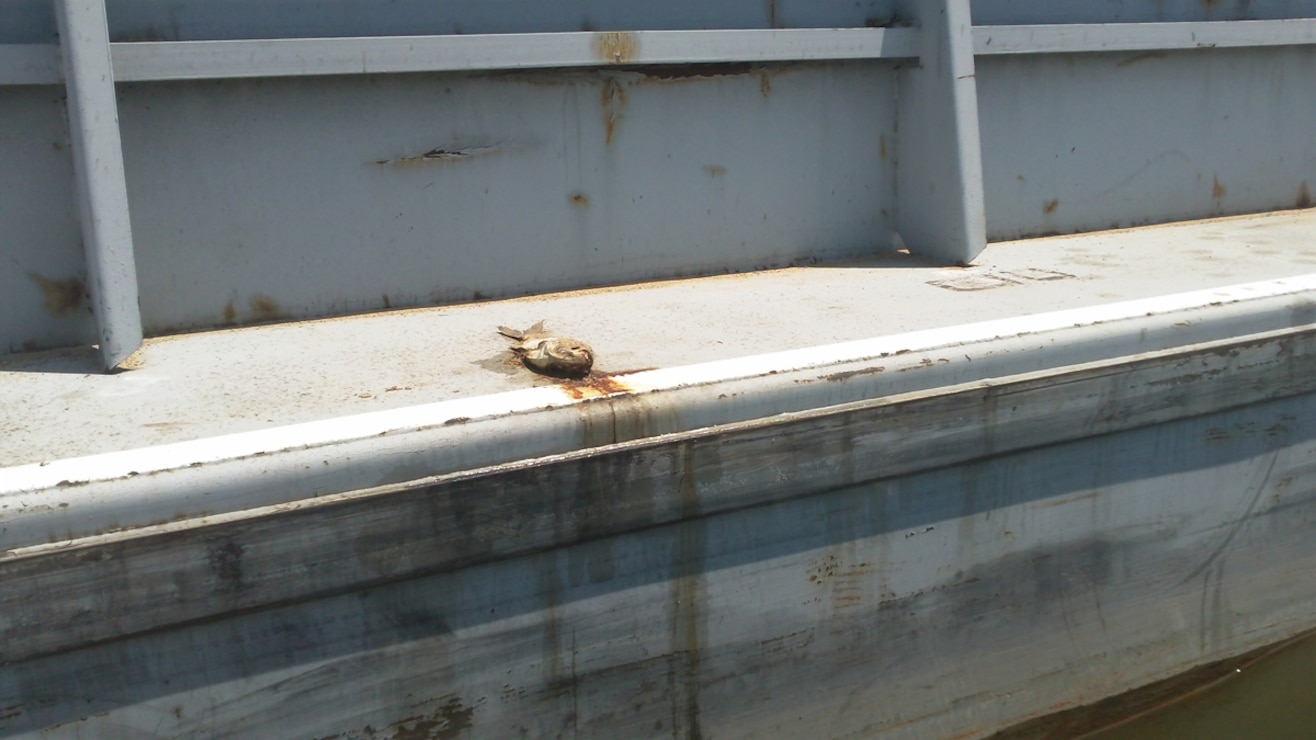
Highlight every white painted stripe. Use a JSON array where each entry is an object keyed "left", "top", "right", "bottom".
[{"left": 4, "top": 273, "right": 1315, "bottom": 497}]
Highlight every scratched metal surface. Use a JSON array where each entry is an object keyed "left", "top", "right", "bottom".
[
  {"left": 2, "top": 391, "right": 1314, "bottom": 738},
  {"left": 977, "top": 46, "right": 1316, "bottom": 241}
]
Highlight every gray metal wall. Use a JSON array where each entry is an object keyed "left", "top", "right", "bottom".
[
  {"left": 4, "top": 366, "right": 1315, "bottom": 738},
  {"left": 3, "top": 3, "right": 1315, "bottom": 354},
  {"left": 978, "top": 46, "right": 1316, "bottom": 240}
]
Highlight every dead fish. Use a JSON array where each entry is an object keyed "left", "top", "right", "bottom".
[{"left": 497, "top": 320, "right": 594, "bottom": 377}]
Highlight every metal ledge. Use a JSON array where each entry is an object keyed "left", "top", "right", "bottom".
[{"left": 4, "top": 270, "right": 1316, "bottom": 553}]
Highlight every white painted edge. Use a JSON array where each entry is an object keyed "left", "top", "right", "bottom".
[
  {"left": 974, "top": 19, "right": 1316, "bottom": 55},
  {"left": 2, "top": 273, "right": 1316, "bottom": 552}
]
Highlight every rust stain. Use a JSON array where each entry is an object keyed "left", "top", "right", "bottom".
[
  {"left": 249, "top": 295, "right": 281, "bottom": 321},
  {"left": 383, "top": 696, "right": 475, "bottom": 740},
  {"left": 381, "top": 293, "right": 392, "bottom": 309},
  {"left": 1116, "top": 51, "right": 1167, "bottom": 68},
  {"left": 702, "top": 165, "right": 726, "bottom": 177},
  {"left": 823, "top": 366, "right": 885, "bottom": 382},
  {"left": 594, "top": 31, "right": 638, "bottom": 64},
  {"left": 1297, "top": 181, "right": 1311, "bottom": 209},
  {"left": 1033, "top": 490, "right": 1101, "bottom": 509},
  {"left": 559, "top": 372, "right": 632, "bottom": 400},
  {"left": 569, "top": 192, "right": 589, "bottom": 206},
  {"left": 767, "top": 0, "right": 777, "bottom": 27},
  {"left": 879, "top": 135, "right": 887, "bottom": 160},
  {"left": 221, "top": 300, "right": 237, "bottom": 324},
  {"left": 1042, "top": 199, "right": 1059, "bottom": 215},
  {"left": 1212, "top": 176, "right": 1227, "bottom": 200},
  {"left": 601, "top": 77, "right": 628, "bottom": 146},
  {"left": 28, "top": 273, "right": 86, "bottom": 317},
  {"left": 633, "top": 63, "right": 753, "bottom": 81}
]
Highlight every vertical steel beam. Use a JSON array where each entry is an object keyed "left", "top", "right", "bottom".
[
  {"left": 55, "top": 0, "right": 143, "bottom": 369},
  {"left": 895, "top": 0, "right": 987, "bottom": 265}
]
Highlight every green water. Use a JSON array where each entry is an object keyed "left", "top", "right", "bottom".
[{"left": 1085, "top": 631, "right": 1316, "bottom": 739}]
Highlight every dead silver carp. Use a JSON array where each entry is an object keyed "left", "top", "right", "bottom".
[{"left": 497, "top": 321, "right": 594, "bottom": 377}]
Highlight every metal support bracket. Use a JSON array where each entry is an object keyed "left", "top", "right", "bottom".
[
  {"left": 895, "top": 0, "right": 988, "bottom": 265},
  {"left": 54, "top": 0, "right": 143, "bottom": 369}
]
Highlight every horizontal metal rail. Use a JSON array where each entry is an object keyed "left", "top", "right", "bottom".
[
  {"left": 974, "top": 19, "right": 1316, "bottom": 55},
  {"left": 2, "top": 28, "right": 916, "bottom": 85},
  {"left": 4, "top": 20, "right": 1316, "bottom": 86}
]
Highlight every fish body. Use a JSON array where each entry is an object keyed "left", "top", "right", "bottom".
[{"left": 497, "top": 321, "right": 594, "bottom": 377}]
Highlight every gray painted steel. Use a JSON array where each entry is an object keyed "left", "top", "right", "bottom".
[
  {"left": 53, "top": 0, "right": 142, "bottom": 368},
  {"left": 893, "top": 0, "right": 985, "bottom": 264},
  {"left": 3, "top": 331, "right": 1315, "bottom": 737},
  {"left": 3, "top": 5, "right": 1316, "bottom": 353}
]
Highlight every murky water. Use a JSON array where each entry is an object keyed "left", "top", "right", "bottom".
[{"left": 1083, "top": 630, "right": 1316, "bottom": 739}]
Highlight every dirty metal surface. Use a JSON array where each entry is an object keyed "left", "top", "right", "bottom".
[
  {"left": 4, "top": 323, "right": 1316, "bottom": 666},
  {"left": 2, "top": 390, "right": 1314, "bottom": 738},
  {"left": 978, "top": 46, "right": 1316, "bottom": 240},
  {"left": 2, "top": 209, "right": 1314, "bottom": 467}
]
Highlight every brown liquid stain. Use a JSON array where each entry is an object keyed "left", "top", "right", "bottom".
[
  {"left": 570, "top": 192, "right": 589, "bottom": 206},
  {"left": 28, "top": 273, "right": 86, "bottom": 317},
  {"left": 1212, "top": 176, "right": 1227, "bottom": 200},
  {"left": 1042, "top": 199, "right": 1059, "bottom": 215},
  {"left": 249, "top": 295, "right": 281, "bottom": 321},
  {"left": 221, "top": 301, "right": 237, "bottom": 324},
  {"left": 1297, "top": 181, "right": 1311, "bottom": 209},
  {"left": 559, "top": 373, "right": 632, "bottom": 400}
]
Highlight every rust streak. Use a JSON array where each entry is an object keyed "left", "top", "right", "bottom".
[
  {"left": 28, "top": 273, "right": 86, "bottom": 317},
  {"left": 1116, "top": 51, "right": 1167, "bottom": 68},
  {"left": 593, "top": 31, "right": 638, "bottom": 64},
  {"left": 1297, "top": 181, "right": 1311, "bottom": 210},
  {"left": 601, "top": 77, "right": 628, "bottom": 146},
  {"left": 559, "top": 373, "right": 633, "bottom": 400},
  {"left": 1042, "top": 198, "right": 1059, "bottom": 215},
  {"left": 249, "top": 295, "right": 281, "bottom": 321},
  {"left": 1212, "top": 176, "right": 1227, "bottom": 200}
]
